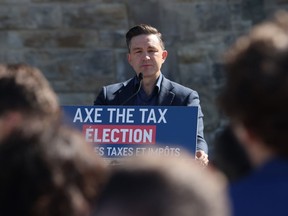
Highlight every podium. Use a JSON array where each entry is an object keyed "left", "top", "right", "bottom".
[{"left": 62, "top": 106, "right": 198, "bottom": 160}]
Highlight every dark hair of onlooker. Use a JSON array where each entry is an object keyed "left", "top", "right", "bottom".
[
  {"left": 0, "top": 123, "right": 107, "bottom": 216},
  {"left": 0, "top": 63, "right": 59, "bottom": 117},
  {"left": 93, "top": 154, "right": 230, "bottom": 216}
]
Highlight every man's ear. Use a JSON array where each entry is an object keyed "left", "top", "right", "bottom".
[
  {"left": 233, "top": 124, "right": 249, "bottom": 146},
  {"left": 233, "top": 123, "right": 274, "bottom": 166},
  {"left": 162, "top": 50, "right": 168, "bottom": 61},
  {"left": 233, "top": 124, "right": 259, "bottom": 149}
]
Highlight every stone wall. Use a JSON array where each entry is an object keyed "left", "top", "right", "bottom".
[{"left": 1, "top": 0, "right": 288, "bottom": 149}]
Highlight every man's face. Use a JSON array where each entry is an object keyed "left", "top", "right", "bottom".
[{"left": 127, "top": 34, "right": 168, "bottom": 79}]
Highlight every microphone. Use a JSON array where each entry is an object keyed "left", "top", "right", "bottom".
[{"left": 121, "top": 73, "right": 143, "bottom": 105}]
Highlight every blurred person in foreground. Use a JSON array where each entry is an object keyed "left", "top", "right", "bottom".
[
  {"left": 92, "top": 153, "right": 230, "bottom": 216},
  {"left": 0, "top": 63, "right": 60, "bottom": 141},
  {"left": 218, "top": 10, "right": 288, "bottom": 216},
  {"left": 94, "top": 24, "right": 208, "bottom": 165},
  {"left": 0, "top": 121, "right": 107, "bottom": 216}
]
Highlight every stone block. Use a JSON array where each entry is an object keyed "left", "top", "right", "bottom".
[
  {"left": 199, "top": 95, "right": 221, "bottom": 131},
  {"left": 178, "top": 62, "right": 212, "bottom": 88},
  {"left": 32, "top": 0, "right": 101, "bottom": 2},
  {"left": 124, "top": 1, "right": 161, "bottom": 27},
  {"left": 160, "top": 3, "right": 198, "bottom": 42},
  {"left": 195, "top": 3, "right": 232, "bottom": 32},
  {"left": 160, "top": 2, "right": 232, "bottom": 43},
  {"left": 62, "top": 3, "right": 128, "bottom": 29},
  {"left": 277, "top": 0, "right": 288, "bottom": 3},
  {"left": 98, "top": 30, "right": 126, "bottom": 48},
  {"left": 0, "top": 50, "right": 25, "bottom": 63},
  {"left": 0, "top": 32, "right": 9, "bottom": 48},
  {"left": 177, "top": 44, "right": 210, "bottom": 64},
  {"left": 212, "top": 63, "right": 225, "bottom": 87},
  {"left": 0, "top": 5, "right": 61, "bottom": 29},
  {"left": 58, "top": 92, "right": 96, "bottom": 105},
  {"left": 115, "top": 49, "right": 134, "bottom": 82},
  {"left": 22, "top": 49, "right": 115, "bottom": 82},
  {"left": 241, "top": 0, "right": 265, "bottom": 24},
  {"left": 0, "top": 0, "right": 30, "bottom": 2},
  {"left": 9, "top": 30, "right": 99, "bottom": 48}
]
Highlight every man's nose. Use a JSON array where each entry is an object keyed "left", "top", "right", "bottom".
[{"left": 142, "top": 52, "right": 150, "bottom": 60}]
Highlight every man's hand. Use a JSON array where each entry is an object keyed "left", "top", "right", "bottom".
[{"left": 196, "top": 150, "right": 209, "bottom": 166}]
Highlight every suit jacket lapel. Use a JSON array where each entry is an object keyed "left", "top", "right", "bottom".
[
  {"left": 158, "top": 76, "right": 175, "bottom": 106},
  {"left": 115, "top": 77, "right": 136, "bottom": 105}
]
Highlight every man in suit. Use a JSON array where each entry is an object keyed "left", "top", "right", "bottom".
[
  {"left": 218, "top": 11, "right": 288, "bottom": 216},
  {"left": 94, "top": 24, "right": 208, "bottom": 165}
]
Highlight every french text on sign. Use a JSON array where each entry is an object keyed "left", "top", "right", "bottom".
[{"left": 83, "top": 125, "right": 156, "bottom": 144}]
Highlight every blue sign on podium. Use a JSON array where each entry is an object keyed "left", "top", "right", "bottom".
[{"left": 62, "top": 106, "right": 198, "bottom": 159}]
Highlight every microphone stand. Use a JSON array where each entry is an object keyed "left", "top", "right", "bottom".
[{"left": 121, "top": 73, "right": 143, "bottom": 105}]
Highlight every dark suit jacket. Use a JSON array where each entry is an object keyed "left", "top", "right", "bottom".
[{"left": 94, "top": 75, "right": 208, "bottom": 153}]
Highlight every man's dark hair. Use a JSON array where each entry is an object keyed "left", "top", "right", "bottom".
[
  {"left": 218, "top": 11, "right": 288, "bottom": 157},
  {"left": 125, "top": 24, "right": 165, "bottom": 52},
  {"left": 0, "top": 63, "right": 59, "bottom": 117}
]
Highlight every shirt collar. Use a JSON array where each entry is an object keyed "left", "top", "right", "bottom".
[
  {"left": 133, "top": 73, "right": 163, "bottom": 93},
  {"left": 155, "top": 73, "right": 163, "bottom": 93}
]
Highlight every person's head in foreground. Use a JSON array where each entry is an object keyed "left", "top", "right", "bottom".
[
  {"left": 218, "top": 10, "right": 288, "bottom": 165},
  {"left": 0, "top": 122, "right": 107, "bottom": 216},
  {"left": 0, "top": 63, "right": 60, "bottom": 141},
  {"left": 218, "top": 10, "right": 288, "bottom": 216},
  {"left": 93, "top": 154, "right": 230, "bottom": 216}
]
